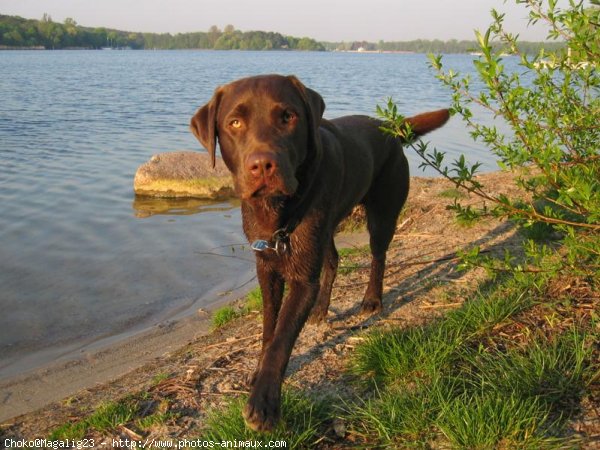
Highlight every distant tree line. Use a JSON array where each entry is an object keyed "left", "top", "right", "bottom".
[
  {"left": 0, "top": 14, "right": 325, "bottom": 51},
  {"left": 0, "top": 14, "right": 563, "bottom": 54}
]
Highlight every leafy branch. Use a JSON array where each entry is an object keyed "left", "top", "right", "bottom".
[{"left": 379, "top": 0, "right": 600, "bottom": 275}]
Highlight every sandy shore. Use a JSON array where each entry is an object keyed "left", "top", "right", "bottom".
[
  {"left": 0, "top": 268, "right": 259, "bottom": 423},
  {"left": 0, "top": 314, "right": 208, "bottom": 422}
]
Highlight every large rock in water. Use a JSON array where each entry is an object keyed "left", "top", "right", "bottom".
[{"left": 134, "top": 151, "right": 235, "bottom": 199}]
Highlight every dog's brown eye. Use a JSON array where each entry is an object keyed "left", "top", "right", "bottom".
[
  {"left": 230, "top": 119, "right": 242, "bottom": 129},
  {"left": 282, "top": 111, "right": 296, "bottom": 124}
]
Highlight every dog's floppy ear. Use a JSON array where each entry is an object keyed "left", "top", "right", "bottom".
[
  {"left": 287, "top": 75, "right": 325, "bottom": 159},
  {"left": 190, "top": 88, "right": 223, "bottom": 168},
  {"left": 405, "top": 109, "right": 450, "bottom": 138},
  {"left": 288, "top": 76, "right": 325, "bottom": 126}
]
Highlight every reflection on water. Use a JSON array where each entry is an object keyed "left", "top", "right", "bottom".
[{"left": 132, "top": 195, "right": 241, "bottom": 218}]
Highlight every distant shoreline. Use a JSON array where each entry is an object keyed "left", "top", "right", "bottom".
[
  {"left": 0, "top": 45, "right": 46, "bottom": 50},
  {"left": 0, "top": 46, "right": 420, "bottom": 54},
  {"left": 1, "top": 13, "right": 564, "bottom": 54}
]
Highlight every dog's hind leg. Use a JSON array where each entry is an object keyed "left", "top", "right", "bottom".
[
  {"left": 308, "top": 237, "right": 339, "bottom": 324},
  {"left": 361, "top": 215, "right": 394, "bottom": 314},
  {"left": 361, "top": 153, "right": 410, "bottom": 315}
]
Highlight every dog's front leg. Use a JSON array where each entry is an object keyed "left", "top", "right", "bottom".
[
  {"left": 248, "top": 260, "right": 284, "bottom": 387},
  {"left": 243, "top": 278, "right": 319, "bottom": 432}
]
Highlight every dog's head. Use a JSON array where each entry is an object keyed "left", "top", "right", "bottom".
[{"left": 190, "top": 75, "right": 325, "bottom": 200}]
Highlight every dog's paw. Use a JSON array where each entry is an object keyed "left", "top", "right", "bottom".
[
  {"left": 360, "top": 297, "right": 382, "bottom": 315},
  {"left": 307, "top": 307, "right": 328, "bottom": 325},
  {"left": 243, "top": 381, "right": 281, "bottom": 432}
]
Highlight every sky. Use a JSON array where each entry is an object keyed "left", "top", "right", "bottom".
[{"left": 0, "top": 0, "right": 580, "bottom": 42}]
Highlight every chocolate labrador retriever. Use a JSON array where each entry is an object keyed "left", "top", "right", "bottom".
[{"left": 190, "top": 74, "right": 449, "bottom": 431}]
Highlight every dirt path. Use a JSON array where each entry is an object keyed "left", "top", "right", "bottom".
[{"left": 1, "top": 171, "right": 526, "bottom": 441}]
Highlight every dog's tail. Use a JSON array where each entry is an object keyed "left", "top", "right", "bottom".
[{"left": 403, "top": 109, "right": 450, "bottom": 141}]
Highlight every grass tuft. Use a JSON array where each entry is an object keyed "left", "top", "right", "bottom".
[
  {"left": 349, "top": 324, "right": 457, "bottom": 385},
  {"left": 202, "top": 388, "right": 331, "bottom": 448},
  {"left": 350, "top": 279, "right": 533, "bottom": 385},
  {"left": 85, "top": 401, "right": 139, "bottom": 431},
  {"left": 211, "top": 305, "right": 239, "bottom": 329},
  {"left": 242, "top": 286, "right": 263, "bottom": 313},
  {"left": 461, "top": 329, "right": 594, "bottom": 411},
  {"left": 436, "top": 391, "right": 560, "bottom": 449},
  {"left": 212, "top": 286, "right": 264, "bottom": 329},
  {"left": 48, "top": 421, "right": 88, "bottom": 441},
  {"left": 348, "top": 383, "right": 437, "bottom": 446},
  {"left": 49, "top": 398, "right": 140, "bottom": 440}
]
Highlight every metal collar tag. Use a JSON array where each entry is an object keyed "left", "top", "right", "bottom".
[
  {"left": 251, "top": 239, "right": 271, "bottom": 252},
  {"left": 251, "top": 228, "right": 290, "bottom": 256}
]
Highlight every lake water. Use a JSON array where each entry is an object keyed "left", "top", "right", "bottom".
[{"left": 0, "top": 50, "right": 507, "bottom": 379}]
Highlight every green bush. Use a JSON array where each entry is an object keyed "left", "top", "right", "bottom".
[{"left": 379, "top": 0, "right": 600, "bottom": 279}]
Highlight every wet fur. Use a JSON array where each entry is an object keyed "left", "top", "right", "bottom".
[{"left": 190, "top": 74, "right": 449, "bottom": 431}]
